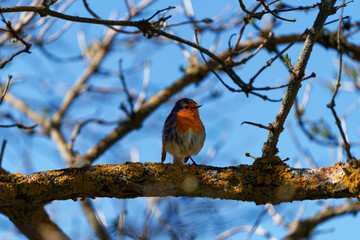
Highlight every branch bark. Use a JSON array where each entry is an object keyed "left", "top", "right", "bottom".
[
  {"left": 0, "top": 161, "right": 357, "bottom": 208},
  {"left": 2, "top": 205, "right": 70, "bottom": 240},
  {"left": 285, "top": 200, "right": 360, "bottom": 240}
]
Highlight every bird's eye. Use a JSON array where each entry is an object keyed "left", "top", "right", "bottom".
[{"left": 184, "top": 106, "right": 189, "bottom": 109}]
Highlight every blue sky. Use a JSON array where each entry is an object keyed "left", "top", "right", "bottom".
[{"left": 0, "top": 0, "right": 360, "bottom": 239}]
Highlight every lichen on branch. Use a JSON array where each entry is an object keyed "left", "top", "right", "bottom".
[{"left": 0, "top": 162, "right": 355, "bottom": 208}]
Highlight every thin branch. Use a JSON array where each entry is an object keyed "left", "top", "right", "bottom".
[
  {"left": 0, "top": 140, "right": 6, "bottom": 167},
  {"left": 0, "top": 12, "right": 32, "bottom": 69},
  {"left": 285, "top": 200, "right": 360, "bottom": 240},
  {"left": 248, "top": 30, "right": 306, "bottom": 86},
  {"left": 133, "top": 61, "right": 150, "bottom": 112},
  {"left": 326, "top": 2, "right": 354, "bottom": 161},
  {"left": 80, "top": 199, "right": 111, "bottom": 240},
  {"left": 215, "top": 225, "right": 277, "bottom": 240},
  {"left": 231, "top": 19, "right": 247, "bottom": 51},
  {"left": 117, "top": 200, "right": 128, "bottom": 239},
  {"left": 68, "top": 118, "right": 121, "bottom": 151},
  {"left": 271, "top": 3, "right": 320, "bottom": 14},
  {"left": 258, "top": 0, "right": 296, "bottom": 22},
  {"left": 81, "top": 0, "right": 130, "bottom": 34},
  {"left": 36, "top": 0, "right": 74, "bottom": 43},
  {"left": 0, "top": 75, "right": 12, "bottom": 105},
  {"left": 232, "top": 31, "right": 273, "bottom": 67},
  {"left": 262, "top": 0, "right": 338, "bottom": 159},
  {"left": 0, "top": 6, "right": 140, "bottom": 27},
  {"left": 195, "top": 29, "right": 240, "bottom": 93},
  {"left": 51, "top": 0, "right": 154, "bottom": 124},
  {"left": 242, "top": 121, "right": 273, "bottom": 131},
  {"left": 245, "top": 208, "right": 267, "bottom": 240},
  {"left": 145, "top": 6, "right": 175, "bottom": 21},
  {"left": 251, "top": 72, "right": 315, "bottom": 91},
  {"left": 119, "top": 59, "right": 135, "bottom": 116},
  {"left": 238, "top": 0, "right": 263, "bottom": 20},
  {"left": 0, "top": 123, "right": 38, "bottom": 129},
  {"left": 0, "top": 90, "right": 49, "bottom": 127}
]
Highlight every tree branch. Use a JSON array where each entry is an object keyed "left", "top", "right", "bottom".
[
  {"left": 2, "top": 205, "right": 70, "bottom": 240},
  {"left": 285, "top": 200, "right": 360, "bottom": 240},
  {"left": 0, "top": 6, "right": 140, "bottom": 27},
  {"left": 262, "top": 0, "right": 338, "bottom": 158},
  {"left": 0, "top": 162, "right": 356, "bottom": 207}
]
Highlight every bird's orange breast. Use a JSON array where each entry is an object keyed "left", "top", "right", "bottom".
[{"left": 174, "top": 109, "right": 203, "bottom": 135}]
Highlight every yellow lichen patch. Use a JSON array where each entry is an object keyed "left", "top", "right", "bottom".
[
  {"left": 146, "top": 163, "right": 176, "bottom": 183},
  {"left": 342, "top": 166, "right": 360, "bottom": 200},
  {"left": 14, "top": 173, "right": 22, "bottom": 178},
  {"left": 219, "top": 169, "right": 236, "bottom": 181},
  {"left": 119, "top": 162, "right": 145, "bottom": 179}
]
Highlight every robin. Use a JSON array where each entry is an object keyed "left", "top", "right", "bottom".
[{"left": 161, "top": 98, "right": 206, "bottom": 164}]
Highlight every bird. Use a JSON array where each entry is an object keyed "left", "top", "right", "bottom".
[{"left": 161, "top": 98, "right": 206, "bottom": 164}]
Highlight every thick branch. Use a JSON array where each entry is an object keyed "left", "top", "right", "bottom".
[
  {"left": 285, "top": 200, "right": 360, "bottom": 240},
  {"left": 0, "top": 162, "right": 356, "bottom": 207},
  {"left": 2, "top": 205, "right": 70, "bottom": 240}
]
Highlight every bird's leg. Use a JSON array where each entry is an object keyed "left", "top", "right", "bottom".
[{"left": 184, "top": 156, "right": 197, "bottom": 165}]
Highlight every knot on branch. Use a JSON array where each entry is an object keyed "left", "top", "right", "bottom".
[
  {"left": 252, "top": 156, "right": 286, "bottom": 169},
  {"left": 247, "top": 157, "right": 300, "bottom": 204},
  {"left": 38, "top": 6, "right": 49, "bottom": 17},
  {"left": 136, "top": 18, "right": 168, "bottom": 39},
  {"left": 136, "top": 20, "right": 157, "bottom": 39}
]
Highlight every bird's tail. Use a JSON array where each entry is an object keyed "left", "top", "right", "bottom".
[{"left": 161, "top": 146, "right": 166, "bottom": 163}]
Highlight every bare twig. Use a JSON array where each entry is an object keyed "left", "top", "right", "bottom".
[
  {"left": 231, "top": 19, "right": 247, "bottom": 51},
  {"left": 195, "top": 29, "right": 280, "bottom": 101},
  {"left": 245, "top": 152, "right": 258, "bottom": 160},
  {"left": 326, "top": 2, "right": 354, "bottom": 161},
  {"left": 232, "top": 31, "right": 273, "bottom": 67},
  {"left": 238, "top": 0, "right": 263, "bottom": 20},
  {"left": 119, "top": 59, "right": 135, "bottom": 116},
  {"left": 145, "top": 6, "right": 175, "bottom": 21},
  {"left": 36, "top": 0, "right": 74, "bottom": 43},
  {"left": 0, "top": 123, "right": 38, "bottom": 129},
  {"left": 195, "top": 29, "right": 240, "bottom": 93},
  {"left": 248, "top": 30, "right": 307, "bottom": 86},
  {"left": 0, "top": 76, "right": 12, "bottom": 105},
  {"left": 52, "top": 0, "right": 155, "bottom": 124},
  {"left": 133, "top": 61, "right": 150, "bottom": 112},
  {"left": 258, "top": 0, "right": 296, "bottom": 22},
  {"left": 242, "top": 121, "right": 273, "bottom": 131},
  {"left": 0, "top": 140, "right": 6, "bottom": 166},
  {"left": 0, "top": 12, "right": 32, "bottom": 69},
  {"left": 118, "top": 200, "right": 128, "bottom": 239},
  {"left": 251, "top": 73, "right": 315, "bottom": 91},
  {"left": 271, "top": 3, "right": 320, "bottom": 14},
  {"left": 69, "top": 118, "right": 121, "bottom": 151},
  {"left": 245, "top": 208, "right": 267, "bottom": 240},
  {"left": 0, "top": 6, "right": 140, "bottom": 27},
  {"left": 80, "top": 199, "right": 111, "bottom": 240},
  {"left": 215, "top": 225, "right": 277, "bottom": 240}
]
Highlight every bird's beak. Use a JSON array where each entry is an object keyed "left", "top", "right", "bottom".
[{"left": 195, "top": 104, "right": 202, "bottom": 109}]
